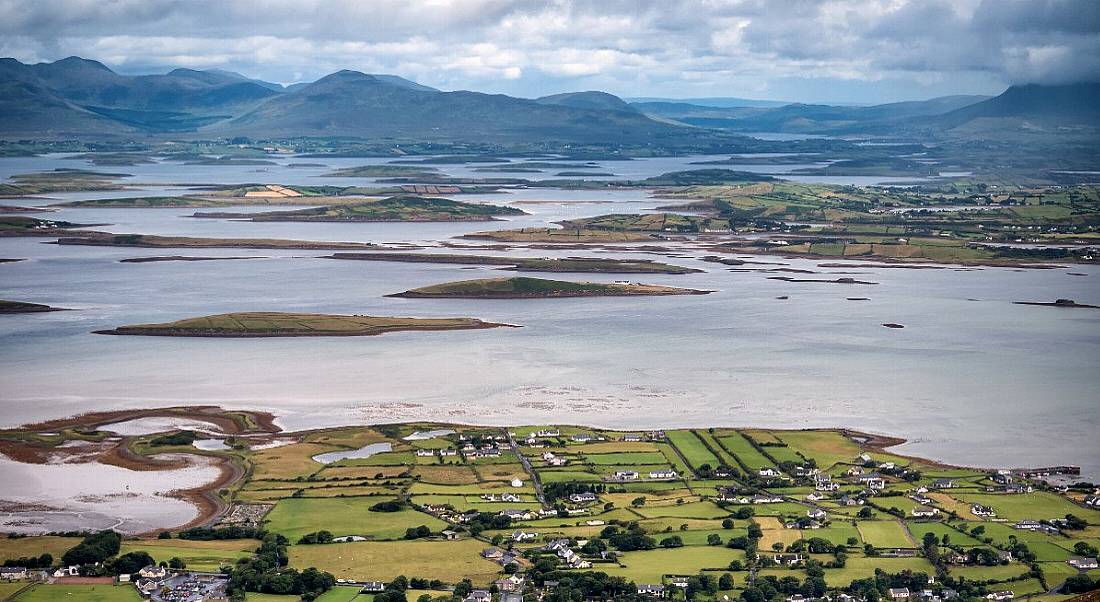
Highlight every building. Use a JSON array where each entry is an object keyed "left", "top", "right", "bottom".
[
  {"left": 649, "top": 470, "right": 678, "bottom": 479},
  {"left": 494, "top": 575, "right": 526, "bottom": 593},
  {"left": 911, "top": 506, "right": 940, "bottom": 518},
  {"left": 613, "top": 470, "right": 640, "bottom": 481},
  {"left": 569, "top": 492, "right": 598, "bottom": 504},
  {"left": 511, "top": 530, "right": 539, "bottom": 542},
  {"left": 889, "top": 588, "right": 911, "bottom": 600},
  {"left": 758, "top": 467, "right": 781, "bottom": 477},
  {"left": 807, "top": 508, "right": 827, "bottom": 520},
  {"left": 0, "top": 568, "right": 27, "bottom": 581},
  {"left": 773, "top": 554, "right": 804, "bottom": 566},
  {"left": 361, "top": 582, "right": 387, "bottom": 593},
  {"left": 971, "top": 504, "right": 996, "bottom": 517},
  {"left": 637, "top": 584, "right": 665, "bottom": 596},
  {"left": 931, "top": 479, "right": 957, "bottom": 489},
  {"left": 465, "top": 590, "right": 492, "bottom": 602},
  {"left": 985, "top": 592, "right": 1014, "bottom": 601},
  {"left": 1068, "top": 557, "right": 1100, "bottom": 569}
]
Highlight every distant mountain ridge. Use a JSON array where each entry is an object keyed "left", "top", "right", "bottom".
[{"left": 1, "top": 56, "right": 1097, "bottom": 143}]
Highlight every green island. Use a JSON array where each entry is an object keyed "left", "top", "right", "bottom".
[
  {"left": 190, "top": 196, "right": 526, "bottom": 222},
  {"left": 325, "top": 253, "right": 701, "bottom": 274},
  {"left": 388, "top": 277, "right": 711, "bottom": 298},
  {"left": 93, "top": 312, "right": 514, "bottom": 337},
  {"left": 473, "top": 181, "right": 1099, "bottom": 266},
  {"left": 0, "top": 168, "right": 130, "bottom": 196},
  {"left": 1, "top": 409, "right": 1096, "bottom": 602},
  {"left": 53, "top": 233, "right": 385, "bottom": 250},
  {"left": 323, "top": 165, "right": 442, "bottom": 178},
  {"left": 461, "top": 227, "right": 658, "bottom": 243},
  {"left": 0, "top": 299, "right": 66, "bottom": 313}
]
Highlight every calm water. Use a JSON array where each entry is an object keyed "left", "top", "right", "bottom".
[{"left": 1, "top": 154, "right": 1098, "bottom": 483}]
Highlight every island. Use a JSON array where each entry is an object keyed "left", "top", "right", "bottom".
[
  {"left": 94, "top": 312, "right": 516, "bottom": 337},
  {"left": 324, "top": 252, "right": 702, "bottom": 274},
  {"left": 54, "top": 233, "right": 388, "bottom": 250},
  {"left": 461, "top": 227, "right": 658, "bottom": 243},
  {"left": 190, "top": 195, "right": 526, "bottom": 222},
  {"left": 119, "top": 255, "right": 266, "bottom": 263},
  {"left": 0, "top": 299, "right": 67, "bottom": 313},
  {"left": 387, "top": 276, "right": 711, "bottom": 298},
  {"left": 1013, "top": 298, "right": 1100, "bottom": 309}
]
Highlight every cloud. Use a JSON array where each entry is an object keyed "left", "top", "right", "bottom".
[{"left": 0, "top": 0, "right": 1096, "bottom": 102}]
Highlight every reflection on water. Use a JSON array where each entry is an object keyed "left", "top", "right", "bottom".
[{"left": 312, "top": 442, "right": 392, "bottom": 464}]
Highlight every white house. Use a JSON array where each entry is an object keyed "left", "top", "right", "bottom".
[
  {"left": 889, "top": 589, "right": 910, "bottom": 600},
  {"left": 1068, "top": 557, "right": 1099, "bottom": 570}
]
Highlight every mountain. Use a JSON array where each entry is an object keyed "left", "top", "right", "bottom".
[
  {"left": 933, "top": 83, "right": 1100, "bottom": 130},
  {"left": 213, "top": 70, "right": 693, "bottom": 143},
  {"left": 634, "top": 95, "right": 990, "bottom": 134},
  {"left": 627, "top": 96, "right": 787, "bottom": 108},
  {"left": 536, "top": 91, "right": 637, "bottom": 113}
]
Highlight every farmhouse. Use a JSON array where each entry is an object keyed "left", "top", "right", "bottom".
[
  {"left": 569, "top": 492, "right": 598, "bottom": 504},
  {"left": 889, "top": 588, "right": 911, "bottom": 600},
  {"left": 986, "top": 592, "right": 1014, "bottom": 601},
  {"left": 758, "top": 467, "right": 781, "bottom": 477},
  {"left": 637, "top": 584, "right": 665, "bottom": 596},
  {"left": 971, "top": 504, "right": 997, "bottom": 517},
  {"left": 911, "top": 506, "right": 940, "bottom": 518},
  {"left": 613, "top": 470, "right": 640, "bottom": 481},
  {"left": 649, "top": 469, "right": 678, "bottom": 479},
  {"left": 0, "top": 567, "right": 27, "bottom": 580},
  {"left": 931, "top": 479, "right": 957, "bottom": 489},
  {"left": 1068, "top": 557, "right": 1099, "bottom": 569}
]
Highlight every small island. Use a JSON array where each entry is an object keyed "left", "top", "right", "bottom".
[
  {"left": 56, "top": 234, "right": 385, "bottom": 250},
  {"left": 325, "top": 252, "right": 701, "bottom": 274},
  {"left": 388, "top": 276, "right": 711, "bottom": 299},
  {"left": 94, "top": 312, "right": 515, "bottom": 337},
  {"left": 1013, "top": 298, "right": 1099, "bottom": 309},
  {"left": 461, "top": 227, "right": 657, "bottom": 243},
  {"left": 191, "top": 195, "right": 525, "bottom": 222},
  {"left": 0, "top": 299, "right": 67, "bottom": 313}
]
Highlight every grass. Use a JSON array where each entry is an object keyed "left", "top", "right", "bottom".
[
  {"left": 250, "top": 442, "right": 334, "bottom": 479},
  {"left": 905, "top": 522, "right": 981, "bottom": 545},
  {"left": 824, "top": 557, "right": 934, "bottom": 586},
  {"left": 14, "top": 584, "right": 142, "bottom": 602},
  {"left": 0, "top": 536, "right": 81, "bottom": 562},
  {"left": 633, "top": 501, "right": 727, "bottom": 519},
  {"left": 0, "top": 582, "right": 27, "bottom": 599},
  {"left": 716, "top": 432, "right": 774, "bottom": 470},
  {"left": 120, "top": 538, "right": 256, "bottom": 571},
  {"left": 948, "top": 564, "right": 1030, "bottom": 582},
  {"left": 666, "top": 431, "right": 720, "bottom": 472},
  {"left": 102, "top": 312, "right": 503, "bottom": 337},
  {"left": 952, "top": 492, "right": 1096, "bottom": 522},
  {"left": 265, "top": 499, "right": 446, "bottom": 541},
  {"left": 288, "top": 540, "right": 499, "bottom": 583},
  {"left": 393, "top": 277, "right": 704, "bottom": 298},
  {"left": 595, "top": 546, "right": 746, "bottom": 582},
  {"left": 856, "top": 520, "right": 914, "bottom": 548},
  {"left": 584, "top": 452, "right": 669, "bottom": 466},
  {"left": 771, "top": 430, "right": 862, "bottom": 469}
]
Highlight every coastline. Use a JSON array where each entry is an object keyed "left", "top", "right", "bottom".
[{"left": 0, "top": 406, "right": 1088, "bottom": 534}]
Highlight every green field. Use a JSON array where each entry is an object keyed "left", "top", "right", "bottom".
[
  {"left": 15, "top": 584, "right": 142, "bottom": 602},
  {"left": 289, "top": 539, "right": 499, "bottom": 582},
  {"left": 596, "top": 546, "right": 745, "bottom": 582},
  {"left": 666, "top": 431, "right": 720, "bottom": 471},
  {"left": 856, "top": 520, "right": 914, "bottom": 548},
  {"left": 120, "top": 538, "right": 257, "bottom": 571},
  {"left": 265, "top": 498, "right": 447, "bottom": 540},
  {"left": 584, "top": 452, "right": 669, "bottom": 465},
  {"left": 716, "top": 432, "right": 774, "bottom": 470},
  {"left": 953, "top": 492, "right": 1096, "bottom": 522},
  {"left": 823, "top": 557, "right": 934, "bottom": 586}
]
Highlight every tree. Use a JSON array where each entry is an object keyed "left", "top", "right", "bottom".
[
  {"left": 168, "top": 557, "right": 186, "bottom": 569},
  {"left": 631, "top": 497, "right": 647, "bottom": 507},
  {"left": 659, "top": 536, "right": 684, "bottom": 548},
  {"left": 708, "top": 534, "right": 723, "bottom": 546},
  {"left": 111, "top": 551, "right": 154, "bottom": 575},
  {"left": 1062, "top": 575, "right": 1096, "bottom": 594},
  {"left": 722, "top": 518, "right": 734, "bottom": 529},
  {"left": 747, "top": 523, "right": 762, "bottom": 539},
  {"left": 719, "top": 573, "right": 734, "bottom": 590}
]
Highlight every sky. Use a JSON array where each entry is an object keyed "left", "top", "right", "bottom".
[{"left": 1, "top": 0, "right": 1098, "bottom": 104}]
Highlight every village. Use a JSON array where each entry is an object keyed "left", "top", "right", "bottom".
[{"left": 0, "top": 421, "right": 1097, "bottom": 602}]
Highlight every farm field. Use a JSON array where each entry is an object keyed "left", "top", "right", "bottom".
[
  {"left": 264, "top": 498, "right": 447, "bottom": 541},
  {"left": 665, "top": 430, "right": 720, "bottom": 471},
  {"left": 14, "top": 584, "right": 142, "bottom": 602},
  {"left": 120, "top": 538, "right": 257, "bottom": 571},
  {"left": 288, "top": 540, "right": 500, "bottom": 583}
]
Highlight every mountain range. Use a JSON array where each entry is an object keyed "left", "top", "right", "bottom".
[{"left": 1, "top": 56, "right": 1097, "bottom": 144}]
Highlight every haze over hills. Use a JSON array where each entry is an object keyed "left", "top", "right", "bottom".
[{"left": 0, "top": 56, "right": 1097, "bottom": 146}]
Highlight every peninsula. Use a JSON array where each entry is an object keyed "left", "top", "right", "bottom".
[
  {"left": 190, "top": 195, "right": 525, "bottom": 222},
  {"left": 0, "top": 299, "right": 67, "bottom": 313},
  {"left": 325, "top": 252, "right": 701, "bottom": 274},
  {"left": 94, "top": 312, "right": 515, "bottom": 337},
  {"left": 388, "top": 276, "right": 711, "bottom": 298}
]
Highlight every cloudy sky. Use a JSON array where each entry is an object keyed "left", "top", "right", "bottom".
[{"left": 2, "top": 0, "right": 1098, "bottom": 104}]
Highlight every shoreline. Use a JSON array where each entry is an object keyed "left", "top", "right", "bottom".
[{"left": 0, "top": 405, "right": 1088, "bottom": 534}]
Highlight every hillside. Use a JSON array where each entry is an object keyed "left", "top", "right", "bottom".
[
  {"left": 933, "top": 82, "right": 1100, "bottom": 130},
  {"left": 214, "top": 70, "right": 694, "bottom": 143}
]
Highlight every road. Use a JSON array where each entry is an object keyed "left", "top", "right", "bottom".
[{"left": 507, "top": 430, "right": 549, "bottom": 509}]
